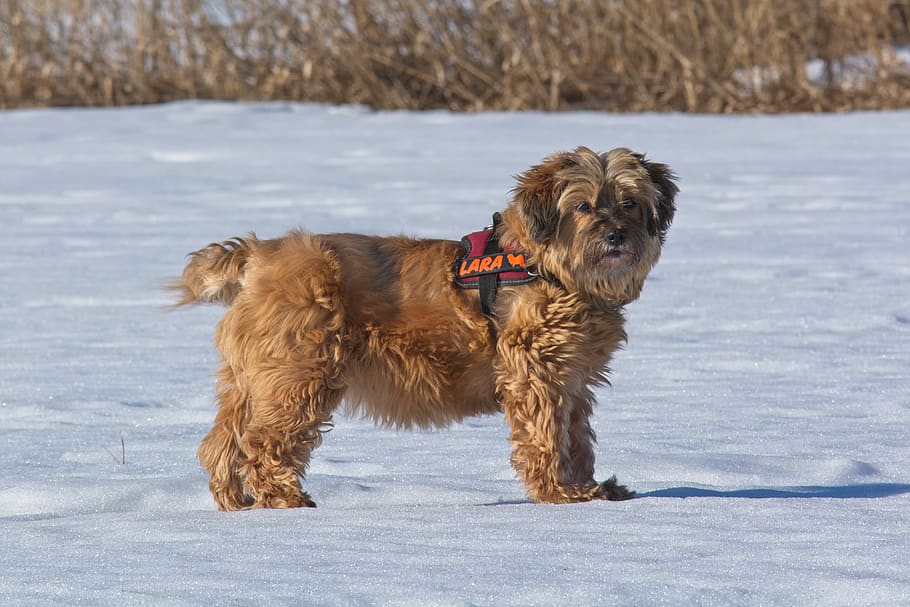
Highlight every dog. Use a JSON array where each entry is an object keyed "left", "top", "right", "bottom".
[{"left": 172, "top": 147, "right": 677, "bottom": 509}]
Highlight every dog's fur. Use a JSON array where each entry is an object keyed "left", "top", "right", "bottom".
[{"left": 173, "top": 147, "right": 677, "bottom": 509}]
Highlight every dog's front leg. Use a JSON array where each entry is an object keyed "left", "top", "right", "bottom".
[
  {"left": 567, "top": 391, "right": 596, "bottom": 485},
  {"left": 565, "top": 391, "right": 635, "bottom": 500},
  {"left": 495, "top": 316, "right": 634, "bottom": 503},
  {"left": 498, "top": 377, "right": 599, "bottom": 503},
  {"left": 498, "top": 381, "right": 633, "bottom": 503},
  {"left": 498, "top": 380, "right": 575, "bottom": 503}
]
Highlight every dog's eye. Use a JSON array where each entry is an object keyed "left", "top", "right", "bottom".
[
  {"left": 575, "top": 202, "right": 593, "bottom": 214},
  {"left": 621, "top": 199, "right": 637, "bottom": 209}
]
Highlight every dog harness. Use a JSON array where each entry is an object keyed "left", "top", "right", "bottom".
[{"left": 454, "top": 213, "right": 536, "bottom": 329}]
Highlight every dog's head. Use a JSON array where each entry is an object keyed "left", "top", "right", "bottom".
[{"left": 503, "top": 147, "right": 678, "bottom": 304}]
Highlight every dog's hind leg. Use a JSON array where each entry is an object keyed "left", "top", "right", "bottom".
[
  {"left": 237, "top": 334, "right": 346, "bottom": 509},
  {"left": 198, "top": 365, "right": 254, "bottom": 510},
  {"left": 239, "top": 383, "right": 342, "bottom": 508}
]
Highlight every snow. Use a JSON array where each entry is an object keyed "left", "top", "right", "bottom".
[
  {"left": 736, "top": 46, "right": 910, "bottom": 94},
  {"left": 805, "top": 46, "right": 910, "bottom": 88},
  {"left": 1, "top": 102, "right": 909, "bottom": 606}
]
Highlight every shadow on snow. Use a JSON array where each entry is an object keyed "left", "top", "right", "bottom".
[{"left": 639, "top": 483, "right": 910, "bottom": 499}]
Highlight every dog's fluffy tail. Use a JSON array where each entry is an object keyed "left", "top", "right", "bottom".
[{"left": 170, "top": 236, "right": 257, "bottom": 307}]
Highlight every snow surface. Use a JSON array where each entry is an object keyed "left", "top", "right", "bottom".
[{"left": 1, "top": 102, "right": 909, "bottom": 606}]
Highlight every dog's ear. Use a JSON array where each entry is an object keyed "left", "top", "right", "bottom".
[
  {"left": 636, "top": 154, "right": 678, "bottom": 238},
  {"left": 511, "top": 152, "right": 574, "bottom": 243}
]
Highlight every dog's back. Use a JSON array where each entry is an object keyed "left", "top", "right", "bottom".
[{"left": 174, "top": 230, "right": 500, "bottom": 427}]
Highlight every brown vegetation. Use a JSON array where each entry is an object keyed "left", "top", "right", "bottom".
[{"left": 2, "top": 0, "right": 910, "bottom": 112}]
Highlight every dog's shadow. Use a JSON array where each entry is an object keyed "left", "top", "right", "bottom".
[
  {"left": 639, "top": 483, "right": 910, "bottom": 499},
  {"left": 480, "top": 483, "right": 910, "bottom": 506}
]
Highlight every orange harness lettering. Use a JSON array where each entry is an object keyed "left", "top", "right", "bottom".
[
  {"left": 459, "top": 254, "right": 507, "bottom": 277},
  {"left": 453, "top": 226, "right": 536, "bottom": 289}
]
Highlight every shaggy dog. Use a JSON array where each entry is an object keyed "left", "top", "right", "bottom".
[{"left": 173, "top": 147, "right": 677, "bottom": 509}]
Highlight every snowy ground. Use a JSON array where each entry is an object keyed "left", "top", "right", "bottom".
[{"left": 1, "top": 102, "right": 909, "bottom": 606}]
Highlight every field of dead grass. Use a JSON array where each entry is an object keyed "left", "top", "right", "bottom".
[{"left": 2, "top": 0, "right": 909, "bottom": 112}]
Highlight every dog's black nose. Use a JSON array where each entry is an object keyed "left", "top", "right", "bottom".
[{"left": 606, "top": 228, "right": 626, "bottom": 246}]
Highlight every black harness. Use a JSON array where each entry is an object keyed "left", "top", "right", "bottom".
[{"left": 453, "top": 213, "right": 536, "bottom": 336}]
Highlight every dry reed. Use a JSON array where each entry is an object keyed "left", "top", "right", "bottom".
[{"left": 1, "top": 0, "right": 909, "bottom": 112}]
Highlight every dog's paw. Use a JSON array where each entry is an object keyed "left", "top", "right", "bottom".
[
  {"left": 535, "top": 481, "right": 632, "bottom": 504},
  {"left": 595, "top": 475, "right": 636, "bottom": 501},
  {"left": 272, "top": 491, "right": 317, "bottom": 508},
  {"left": 246, "top": 491, "right": 317, "bottom": 509}
]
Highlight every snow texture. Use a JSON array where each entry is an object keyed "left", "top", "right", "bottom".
[{"left": 1, "top": 102, "right": 909, "bottom": 606}]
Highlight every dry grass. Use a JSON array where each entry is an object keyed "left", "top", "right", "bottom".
[{"left": 2, "top": 0, "right": 909, "bottom": 112}]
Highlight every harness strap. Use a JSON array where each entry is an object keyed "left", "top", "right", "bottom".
[
  {"left": 478, "top": 213, "right": 503, "bottom": 322},
  {"left": 453, "top": 213, "right": 538, "bottom": 340}
]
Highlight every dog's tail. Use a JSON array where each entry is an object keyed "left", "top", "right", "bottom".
[{"left": 169, "top": 236, "right": 257, "bottom": 307}]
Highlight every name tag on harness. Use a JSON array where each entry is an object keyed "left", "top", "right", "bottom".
[{"left": 453, "top": 228, "right": 535, "bottom": 288}]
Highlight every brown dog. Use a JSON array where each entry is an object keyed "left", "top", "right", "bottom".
[{"left": 173, "top": 147, "right": 677, "bottom": 509}]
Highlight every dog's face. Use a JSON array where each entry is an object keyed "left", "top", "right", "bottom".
[{"left": 505, "top": 147, "right": 678, "bottom": 304}]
